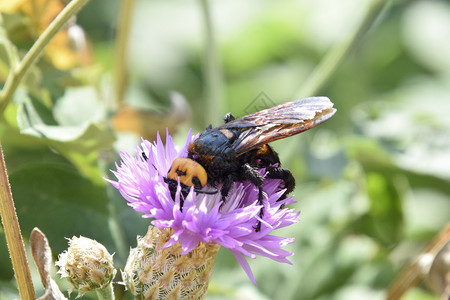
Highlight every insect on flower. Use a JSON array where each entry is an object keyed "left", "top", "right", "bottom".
[
  {"left": 109, "top": 130, "right": 302, "bottom": 284},
  {"left": 163, "top": 97, "right": 337, "bottom": 231}
]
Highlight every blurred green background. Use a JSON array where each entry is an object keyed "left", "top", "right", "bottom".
[{"left": 0, "top": 0, "right": 449, "bottom": 299}]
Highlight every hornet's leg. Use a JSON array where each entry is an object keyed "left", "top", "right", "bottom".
[
  {"left": 219, "top": 174, "right": 235, "bottom": 207},
  {"left": 266, "top": 167, "right": 296, "bottom": 201},
  {"left": 242, "top": 163, "right": 265, "bottom": 232}
]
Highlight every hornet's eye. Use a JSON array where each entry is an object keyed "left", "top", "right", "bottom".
[
  {"left": 191, "top": 177, "right": 203, "bottom": 189},
  {"left": 167, "top": 158, "right": 207, "bottom": 188}
]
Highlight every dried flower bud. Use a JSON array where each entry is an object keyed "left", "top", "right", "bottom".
[
  {"left": 56, "top": 236, "right": 116, "bottom": 298},
  {"left": 122, "top": 226, "right": 220, "bottom": 300},
  {"left": 419, "top": 241, "right": 450, "bottom": 299}
]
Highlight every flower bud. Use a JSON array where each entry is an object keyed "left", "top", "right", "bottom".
[{"left": 56, "top": 236, "right": 116, "bottom": 297}]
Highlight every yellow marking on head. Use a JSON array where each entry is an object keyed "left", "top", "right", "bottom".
[{"left": 167, "top": 157, "right": 207, "bottom": 188}]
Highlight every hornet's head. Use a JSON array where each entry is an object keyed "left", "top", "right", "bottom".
[{"left": 167, "top": 157, "right": 208, "bottom": 191}]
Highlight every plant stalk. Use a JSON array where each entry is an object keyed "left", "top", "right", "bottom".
[
  {"left": 114, "top": 0, "right": 136, "bottom": 107},
  {"left": 0, "top": 143, "right": 35, "bottom": 299}
]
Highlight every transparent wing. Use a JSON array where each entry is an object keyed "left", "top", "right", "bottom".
[{"left": 216, "top": 97, "right": 336, "bottom": 154}]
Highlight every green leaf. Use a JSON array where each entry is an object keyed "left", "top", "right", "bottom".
[
  {"left": 53, "top": 86, "right": 105, "bottom": 126},
  {"left": 9, "top": 163, "right": 114, "bottom": 254},
  {"left": 364, "top": 172, "right": 404, "bottom": 246},
  {"left": 16, "top": 89, "right": 115, "bottom": 155},
  {"left": 14, "top": 88, "right": 115, "bottom": 182},
  {"left": 348, "top": 139, "right": 405, "bottom": 246}
]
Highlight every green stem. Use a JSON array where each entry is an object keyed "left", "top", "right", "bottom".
[
  {"left": 95, "top": 283, "right": 115, "bottom": 300},
  {"left": 0, "top": 143, "right": 36, "bottom": 299},
  {"left": 296, "top": 0, "right": 390, "bottom": 97},
  {"left": 114, "top": 0, "right": 136, "bottom": 107},
  {"left": 0, "top": 0, "right": 91, "bottom": 115},
  {"left": 199, "top": 0, "right": 223, "bottom": 125},
  {"left": 106, "top": 193, "right": 128, "bottom": 263}
]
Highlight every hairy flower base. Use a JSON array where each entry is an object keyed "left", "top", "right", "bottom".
[{"left": 123, "top": 226, "right": 220, "bottom": 300}]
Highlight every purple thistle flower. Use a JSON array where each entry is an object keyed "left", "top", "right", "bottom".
[{"left": 108, "top": 130, "right": 300, "bottom": 284}]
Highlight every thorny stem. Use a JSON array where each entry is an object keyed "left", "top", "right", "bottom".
[
  {"left": 199, "top": 0, "right": 224, "bottom": 126},
  {"left": 0, "top": 144, "right": 35, "bottom": 299},
  {"left": 296, "top": 0, "right": 390, "bottom": 97},
  {"left": 114, "top": 0, "right": 136, "bottom": 107},
  {"left": 0, "top": 0, "right": 91, "bottom": 115}
]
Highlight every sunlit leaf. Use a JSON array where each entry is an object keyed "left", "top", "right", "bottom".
[
  {"left": 16, "top": 88, "right": 114, "bottom": 154},
  {"left": 13, "top": 88, "right": 114, "bottom": 182}
]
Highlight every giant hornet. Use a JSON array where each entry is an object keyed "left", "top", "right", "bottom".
[{"left": 162, "top": 97, "right": 336, "bottom": 231}]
